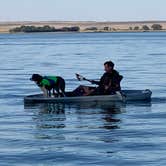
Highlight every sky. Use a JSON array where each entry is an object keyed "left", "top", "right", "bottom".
[{"left": 0, "top": 0, "right": 166, "bottom": 22}]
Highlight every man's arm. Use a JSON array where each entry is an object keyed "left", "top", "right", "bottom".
[{"left": 91, "top": 80, "right": 100, "bottom": 85}]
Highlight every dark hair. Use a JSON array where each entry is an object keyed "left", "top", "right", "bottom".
[
  {"left": 104, "top": 61, "right": 114, "bottom": 68},
  {"left": 30, "top": 74, "right": 43, "bottom": 82}
]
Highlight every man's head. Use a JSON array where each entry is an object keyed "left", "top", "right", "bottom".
[
  {"left": 104, "top": 61, "right": 114, "bottom": 72},
  {"left": 30, "top": 74, "right": 43, "bottom": 82}
]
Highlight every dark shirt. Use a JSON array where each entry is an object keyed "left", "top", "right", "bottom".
[{"left": 92, "top": 70, "right": 123, "bottom": 94}]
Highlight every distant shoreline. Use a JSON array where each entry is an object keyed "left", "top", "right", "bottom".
[{"left": 0, "top": 21, "right": 166, "bottom": 33}]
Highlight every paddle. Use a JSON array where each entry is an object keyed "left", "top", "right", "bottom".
[
  {"left": 75, "top": 73, "right": 91, "bottom": 82},
  {"left": 75, "top": 73, "right": 99, "bottom": 84}
]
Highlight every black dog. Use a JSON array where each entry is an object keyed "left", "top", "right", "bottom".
[{"left": 30, "top": 74, "right": 65, "bottom": 97}]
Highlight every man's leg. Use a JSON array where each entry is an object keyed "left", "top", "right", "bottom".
[
  {"left": 72, "top": 85, "right": 95, "bottom": 96},
  {"left": 88, "top": 87, "right": 104, "bottom": 96},
  {"left": 82, "top": 86, "right": 96, "bottom": 96}
]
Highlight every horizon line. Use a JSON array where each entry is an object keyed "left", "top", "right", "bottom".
[{"left": 1, "top": 20, "right": 166, "bottom": 23}]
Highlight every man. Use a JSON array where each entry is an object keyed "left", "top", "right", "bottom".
[
  {"left": 73, "top": 61, "right": 123, "bottom": 96},
  {"left": 30, "top": 74, "right": 65, "bottom": 97},
  {"left": 90, "top": 60, "right": 123, "bottom": 95}
]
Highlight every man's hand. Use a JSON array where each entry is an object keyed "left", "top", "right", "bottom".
[{"left": 104, "top": 85, "right": 109, "bottom": 90}]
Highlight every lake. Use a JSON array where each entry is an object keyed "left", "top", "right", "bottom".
[{"left": 0, "top": 32, "right": 166, "bottom": 165}]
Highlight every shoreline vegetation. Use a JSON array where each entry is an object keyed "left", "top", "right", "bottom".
[
  {"left": 0, "top": 21, "right": 166, "bottom": 33},
  {"left": 10, "top": 25, "right": 80, "bottom": 33}
]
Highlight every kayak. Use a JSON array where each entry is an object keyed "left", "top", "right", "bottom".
[{"left": 24, "top": 89, "right": 152, "bottom": 104}]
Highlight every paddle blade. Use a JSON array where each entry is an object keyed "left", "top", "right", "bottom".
[{"left": 75, "top": 73, "right": 85, "bottom": 81}]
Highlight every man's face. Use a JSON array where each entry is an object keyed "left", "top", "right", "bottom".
[{"left": 104, "top": 64, "right": 112, "bottom": 72}]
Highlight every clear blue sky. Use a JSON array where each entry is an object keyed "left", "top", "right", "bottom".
[{"left": 0, "top": 0, "right": 166, "bottom": 21}]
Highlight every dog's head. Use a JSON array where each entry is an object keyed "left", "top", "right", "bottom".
[{"left": 30, "top": 74, "right": 43, "bottom": 83}]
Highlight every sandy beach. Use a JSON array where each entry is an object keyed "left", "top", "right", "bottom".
[{"left": 0, "top": 21, "right": 166, "bottom": 33}]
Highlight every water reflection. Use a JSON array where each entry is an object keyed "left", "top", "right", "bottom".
[
  {"left": 25, "top": 101, "right": 125, "bottom": 133},
  {"left": 101, "top": 106, "right": 122, "bottom": 130},
  {"left": 24, "top": 101, "right": 152, "bottom": 142},
  {"left": 70, "top": 101, "right": 124, "bottom": 131},
  {"left": 25, "top": 103, "right": 66, "bottom": 140},
  {"left": 39, "top": 103, "right": 65, "bottom": 114}
]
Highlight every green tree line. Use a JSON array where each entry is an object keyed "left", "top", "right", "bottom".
[{"left": 10, "top": 25, "right": 80, "bottom": 33}]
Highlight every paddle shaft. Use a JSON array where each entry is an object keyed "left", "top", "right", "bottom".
[{"left": 83, "top": 78, "right": 93, "bottom": 83}]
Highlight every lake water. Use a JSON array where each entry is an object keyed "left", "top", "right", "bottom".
[{"left": 0, "top": 32, "right": 166, "bottom": 166}]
